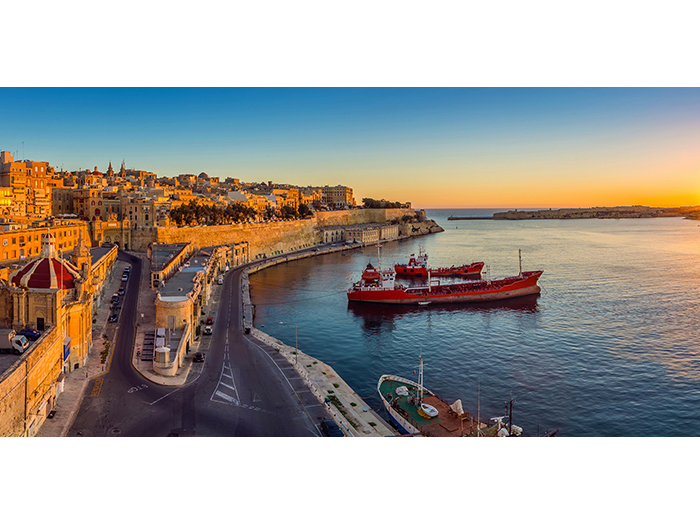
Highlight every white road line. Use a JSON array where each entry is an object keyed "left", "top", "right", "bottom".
[
  {"left": 219, "top": 382, "right": 236, "bottom": 391},
  {"left": 215, "top": 390, "right": 235, "bottom": 403}
]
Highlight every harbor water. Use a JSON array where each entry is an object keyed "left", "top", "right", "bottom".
[{"left": 249, "top": 209, "right": 700, "bottom": 436}]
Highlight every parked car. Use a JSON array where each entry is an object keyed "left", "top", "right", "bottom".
[
  {"left": 108, "top": 314, "right": 118, "bottom": 323},
  {"left": 111, "top": 294, "right": 120, "bottom": 304},
  {"left": 193, "top": 352, "right": 205, "bottom": 363},
  {"left": 205, "top": 317, "right": 213, "bottom": 325},
  {"left": 117, "top": 287, "right": 125, "bottom": 295},
  {"left": 320, "top": 419, "right": 343, "bottom": 437},
  {"left": 17, "top": 328, "right": 40, "bottom": 341},
  {"left": 110, "top": 304, "right": 121, "bottom": 311},
  {"left": 203, "top": 326, "right": 212, "bottom": 335},
  {"left": 121, "top": 274, "right": 128, "bottom": 281}
]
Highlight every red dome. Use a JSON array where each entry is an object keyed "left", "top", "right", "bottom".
[{"left": 11, "top": 257, "right": 80, "bottom": 290}]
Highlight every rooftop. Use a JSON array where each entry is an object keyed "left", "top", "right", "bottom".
[
  {"left": 152, "top": 243, "right": 189, "bottom": 272},
  {"left": 159, "top": 250, "right": 211, "bottom": 299},
  {"left": 90, "top": 246, "right": 114, "bottom": 266}
]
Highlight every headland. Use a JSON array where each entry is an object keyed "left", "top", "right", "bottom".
[{"left": 449, "top": 205, "right": 700, "bottom": 221}]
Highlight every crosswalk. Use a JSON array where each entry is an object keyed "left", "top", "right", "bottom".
[{"left": 210, "top": 344, "right": 272, "bottom": 414}]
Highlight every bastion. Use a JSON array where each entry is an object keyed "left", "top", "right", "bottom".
[{"left": 126, "top": 209, "right": 442, "bottom": 256}]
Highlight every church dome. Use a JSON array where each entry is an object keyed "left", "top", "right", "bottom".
[
  {"left": 11, "top": 257, "right": 81, "bottom": 289},
  {"left": 9, "top": 232, "right": 81, "bottom": 290}
]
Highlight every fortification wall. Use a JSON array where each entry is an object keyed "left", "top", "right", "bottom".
[
  {"left": 128, "top": 208, "right": 422, "bottom": 255},
  {"left": 315, "top": 208, "right": 412, "bottom": 226},
  {"left": 130, "top": 219, "right": 321, "bottom": 258}
]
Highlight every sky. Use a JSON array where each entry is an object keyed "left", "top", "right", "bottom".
[{"left": 2, "top": 87, "right": 699, "bottom": 209}]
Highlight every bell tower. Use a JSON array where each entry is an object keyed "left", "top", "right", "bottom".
[{"left": 71, "top": 231, "right": 92, "bottom": 274}]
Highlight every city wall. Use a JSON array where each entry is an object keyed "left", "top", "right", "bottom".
[
  {"left": 127, "top": 208, "right": 424, "bottom": 256},
  {"left": 315, "top": 208, "right": 412, "bottom": 227}
]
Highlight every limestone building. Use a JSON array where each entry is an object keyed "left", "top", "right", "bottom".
[{"left": 0, "top": 231, "right": 117, "bottom": 436}]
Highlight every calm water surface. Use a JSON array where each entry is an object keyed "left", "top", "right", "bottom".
[{"left": 249, "top": 209, "right": 700, "bottom": 436}]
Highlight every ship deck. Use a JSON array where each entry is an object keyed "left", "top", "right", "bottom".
[{"left": 379, "top": 377, "right": 486, "bottom": 437}]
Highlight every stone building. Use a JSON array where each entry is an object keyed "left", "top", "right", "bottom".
[
  {"left": 0, "top": 151, "right": 53, "bottom": 221},
  {"left": 321, "top": 185, "right": 355, "bottom": 209},
  {"left": 152, "top": 245, "right": 230, "bottom": 376},
  {"left": 0, "top": 230, "right": 118, "bottom": 435},
  {"left": 0, "top": 219, "right": 90, "bottom": 266}
]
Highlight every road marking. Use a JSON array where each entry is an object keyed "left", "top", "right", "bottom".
[
  {"left": 219, "top": 382, "right": 236, "bottom": 391},
  {"left": 210, "top": 353, "right": 241, "bottom": 405},
  {"left": 90, "top": 378, "right": 104, "bottom": 397},
  {"left": 215, "top": 390, "right": 236, "bottom": 403},
  {"left": 246, "top": 337, "right": 319, "bottom": 433}
]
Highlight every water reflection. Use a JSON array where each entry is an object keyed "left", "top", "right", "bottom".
[{"left": 347, "top": 294, "right": 541, "bottom": 323}]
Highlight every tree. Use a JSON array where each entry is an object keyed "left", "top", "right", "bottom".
[
  {"left": 298, "top": 203, "right": 313, "bottom": 218},
  {"left": 279, "top": 205, "right": 298, "bottom": 219}
]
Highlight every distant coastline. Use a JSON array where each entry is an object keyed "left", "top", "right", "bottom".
[{"left": 448, "top": 205, "right": 700, "bottom": 221}]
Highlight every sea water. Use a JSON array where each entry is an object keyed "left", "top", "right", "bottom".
[{"left": 249, "top": 209, "right": 700, "bottom": 436}]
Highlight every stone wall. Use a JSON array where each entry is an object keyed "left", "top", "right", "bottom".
[
  {"left": 132, "top": 219, "right": 321, "bottom": 258},
  {"left": 0, "top": 326, "right": 62, "bottom": 437},
  {"left": 399, "top": 219, "right": 443, "bottom": 236},
  {"left": 127, "top": 208, "right": 425, "bottom": 256},
  {"left": 315, "top": 208, "right": 412, "bottom": 227}
]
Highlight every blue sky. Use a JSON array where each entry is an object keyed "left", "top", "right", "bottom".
[{"left": 2, "top": 87, "right": 699, "bottom": 208}]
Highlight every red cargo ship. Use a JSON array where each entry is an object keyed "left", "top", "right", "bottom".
[
  {"left": 348, "top": 251, "right": 542, "bottom": 305},
  {"left": 394, "top": 251, "right": 484, "bottom": 277}
]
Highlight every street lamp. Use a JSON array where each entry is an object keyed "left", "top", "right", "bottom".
[{"left": 278, "top": 321, "right": 298, "bottom": 364}]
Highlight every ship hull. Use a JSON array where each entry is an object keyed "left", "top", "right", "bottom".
[
  {"left": 348, "top": 271, "right": 542, "bottom": 305},
  {"left": 378, "top": 374, "right": 434, "bottom": 435}
]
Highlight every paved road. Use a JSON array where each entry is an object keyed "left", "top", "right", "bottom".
[{"left": 69, "top": 251, "right": 328, "bottom": 437}]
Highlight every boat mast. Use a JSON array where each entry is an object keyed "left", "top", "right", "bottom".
[
  {"left": 418, "top": 355, "right": 424, "bottom": 405},
  {"left": 477, "top": 378, "right": 480, "bottom": 437},
  {"left": 518, "top": 249, "right": 522, "bottom": 277}
]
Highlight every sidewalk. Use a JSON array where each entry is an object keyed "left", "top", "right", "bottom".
[
  {"left": 251, "top": 327, "right": 396, "bottom": 437},
  {"left": 37, "top": 259, "right": 130, "bottom": 437}
]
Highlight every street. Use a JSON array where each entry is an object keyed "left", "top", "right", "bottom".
[{"left": 69, "top": 252, "right": 329, "bottom": 437}]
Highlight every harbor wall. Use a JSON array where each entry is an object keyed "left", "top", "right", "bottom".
[{"left": 126, "top": 208, "right": 434, "bottom": 255}]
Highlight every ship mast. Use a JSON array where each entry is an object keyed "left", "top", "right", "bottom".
[
  {"left": 518, "top": 249, "right": 522, "bottom": 277},
  {"left": 418, "top": 355, "right": 424, "bottom": 405}
]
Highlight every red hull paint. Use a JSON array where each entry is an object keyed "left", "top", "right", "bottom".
[
  {"left": 394, "top": 261, "right": 484, "bottom": 277},
  {"left": 348, "top": 271, "right": 543, "bottom": 305}
]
